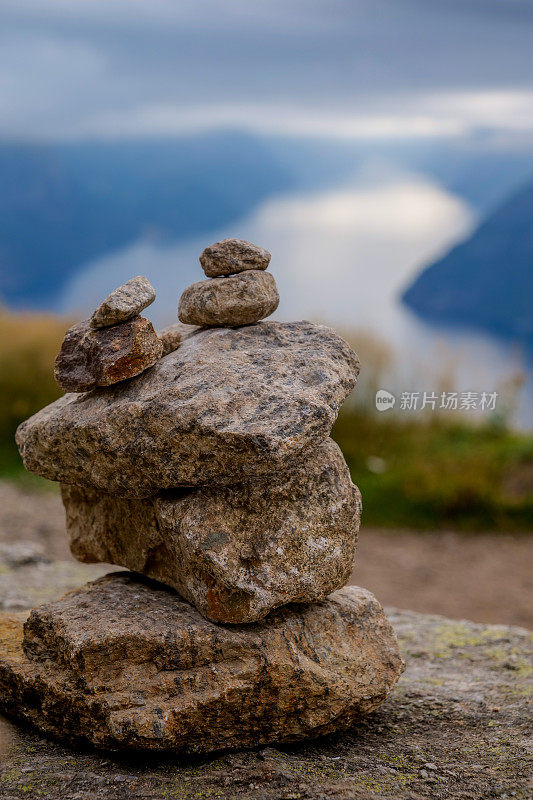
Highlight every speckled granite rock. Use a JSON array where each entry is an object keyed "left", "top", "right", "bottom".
[
  {"left": 0, "top": 572, "right": 403, "bottom": 754},
  {"left": 61, "top": 440, "right": 361, "bottom": 623},
  {"left": 90, "top": 276, "right": 156, "bottom": 328},
  {"left": 54, "top": 316, "right": 163, "bottom": 392},
  {"left": 18, "top": 321, "right": 359, "bottom": 497},
  {"left": 178, "top": 270, "right": 279, "bottom": 326},
  {"left": 200, "top": 238, "right": 271, "bottom": 277}
]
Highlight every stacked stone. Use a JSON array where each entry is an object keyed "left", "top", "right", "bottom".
[
  {"left": 54, "top": 275, "right": 186, "bottom": 393},
  {"left": 179, "top": 238, "right": 278, "bottom": 326},
  {"left": 54, "top": 276, "right": 163, "bottom": 392},
  {"left": 1, "top": 239, "right": 403, "bottom": 755}
]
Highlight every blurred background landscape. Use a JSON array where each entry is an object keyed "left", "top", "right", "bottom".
[{"left": 0, "top": 0, "right": 531, "bottom": 626}]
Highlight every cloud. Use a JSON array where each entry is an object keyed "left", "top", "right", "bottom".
[
  {"left": 0, "top": 0, "right": 531, "bottom": 142},
  {"left": 34, "top": 89, "right": 533, "bottom": 144},
  {"left": 0, "top": 33, "right": 106, "bottom": 135},
  {"left": 2, "top": 0, "right": 532, "bottom": 33},
  {"left": 72, "top": 102, "right": 466, "bottom": 141},
  {"left": 425, "top": 90, "right": 533, "bottom": 133}
]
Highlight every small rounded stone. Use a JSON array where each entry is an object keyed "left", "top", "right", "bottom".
[
  {"left": 178, "top": 270, "right": 279, "bottom": 327},
  {"left": 157, "top": 323, "right": 182, "bottom": 356},
  {"left": 200, "top": 239, "right": 271, "bottom": 277}
]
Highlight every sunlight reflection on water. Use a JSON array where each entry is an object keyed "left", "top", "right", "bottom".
[{"left": 59, "top": 176, "right": 532, "bottom": 427}]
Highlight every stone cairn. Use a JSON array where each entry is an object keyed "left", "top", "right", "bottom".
[{"left": 0, "top": 239, "right": 403, "bottom": 754}]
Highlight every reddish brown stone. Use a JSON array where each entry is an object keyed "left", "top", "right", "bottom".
[{"left": 54, "top": 316, "right": 163, "bottom": 393}]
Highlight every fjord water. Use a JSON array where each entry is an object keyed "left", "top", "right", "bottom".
[{"left": 60, "top": 166, "right": 532, "bottom": 428}]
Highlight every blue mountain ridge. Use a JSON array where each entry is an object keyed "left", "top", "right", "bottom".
[
  {"left": 0, "top": 133, "right": 296, "bottom": 308},
  {"left": 402, "top": 179, "right": 533, "bottom": 341},
  {"left": 1, "top": 131, "right": 532, "bottom": 321}
]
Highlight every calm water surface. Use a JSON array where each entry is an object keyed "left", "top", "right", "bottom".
[{"left": 60, "top": 176, "right": 532, "bottom": 427}]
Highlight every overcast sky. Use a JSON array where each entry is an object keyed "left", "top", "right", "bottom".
[{"left": 1, "top": 0, "right": 532, "bottom": 143}]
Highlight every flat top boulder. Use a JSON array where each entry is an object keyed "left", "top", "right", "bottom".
[
  {"left": 90, "top": 276, "right": 156, "bottom": 328},
  {"left": 16, "top": 321, "right": 359, "bottom": 497},
  {"left": 200, "top": 238, "right": 271, "bottom": 277}
]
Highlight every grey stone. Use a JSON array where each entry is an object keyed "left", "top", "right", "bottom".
[
  {"left": 0, "top": 559, "right": 112, "bottom": 612},
  {"left": 90, "top": 276, "right": 156, "bottom": 328},
  {"left": 17, "top": 321, "right": 359, "bottom": 497},
  {"left": 0, "top": 543, "right": 48, "bottom": 568},
  {"left": 200, "top": 238, "right": 271, "bottom": 277},
  {"left": 62, "top": 439, "right": 361, "bottom": 623},
  {"left": 0, "top": 572, "right": 403, "bottom": 754},
  {"left": 53, "top": 317, "right": 163, "bottom": 393},
  {"left": 178, "top": 270, "right": 279, "bottom": 326}
]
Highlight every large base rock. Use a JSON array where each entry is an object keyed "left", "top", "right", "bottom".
[
  {"left": 0, "top": 573, "right": 403, "bottom": 754},
  {"left": 2, "top": 608, "right": 530, "bottom": 800},
  {"left": 62, "top": 439, "right": 361, "bottom": 623}
]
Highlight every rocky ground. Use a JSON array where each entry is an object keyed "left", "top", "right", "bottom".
[
  {"left": 0, "top": 598, "right": 531, "bottom": 800},
  {"left": 0, "top": 480, "right": 531, "bottom": 799}
]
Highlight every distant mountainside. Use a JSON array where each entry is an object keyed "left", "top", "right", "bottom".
[
  {"left": 2, "top": 131, "right": 533, "bottom": 316},
  {"left": 402, "top": 180, "right": 533, "bottom": 341},
  {"left": 0, "top": 133, "right": 295, "bottom": 308}
]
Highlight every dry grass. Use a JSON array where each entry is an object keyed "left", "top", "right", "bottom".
[{"left": 0, "top": 308, "right": 67, "bottom": 477}]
